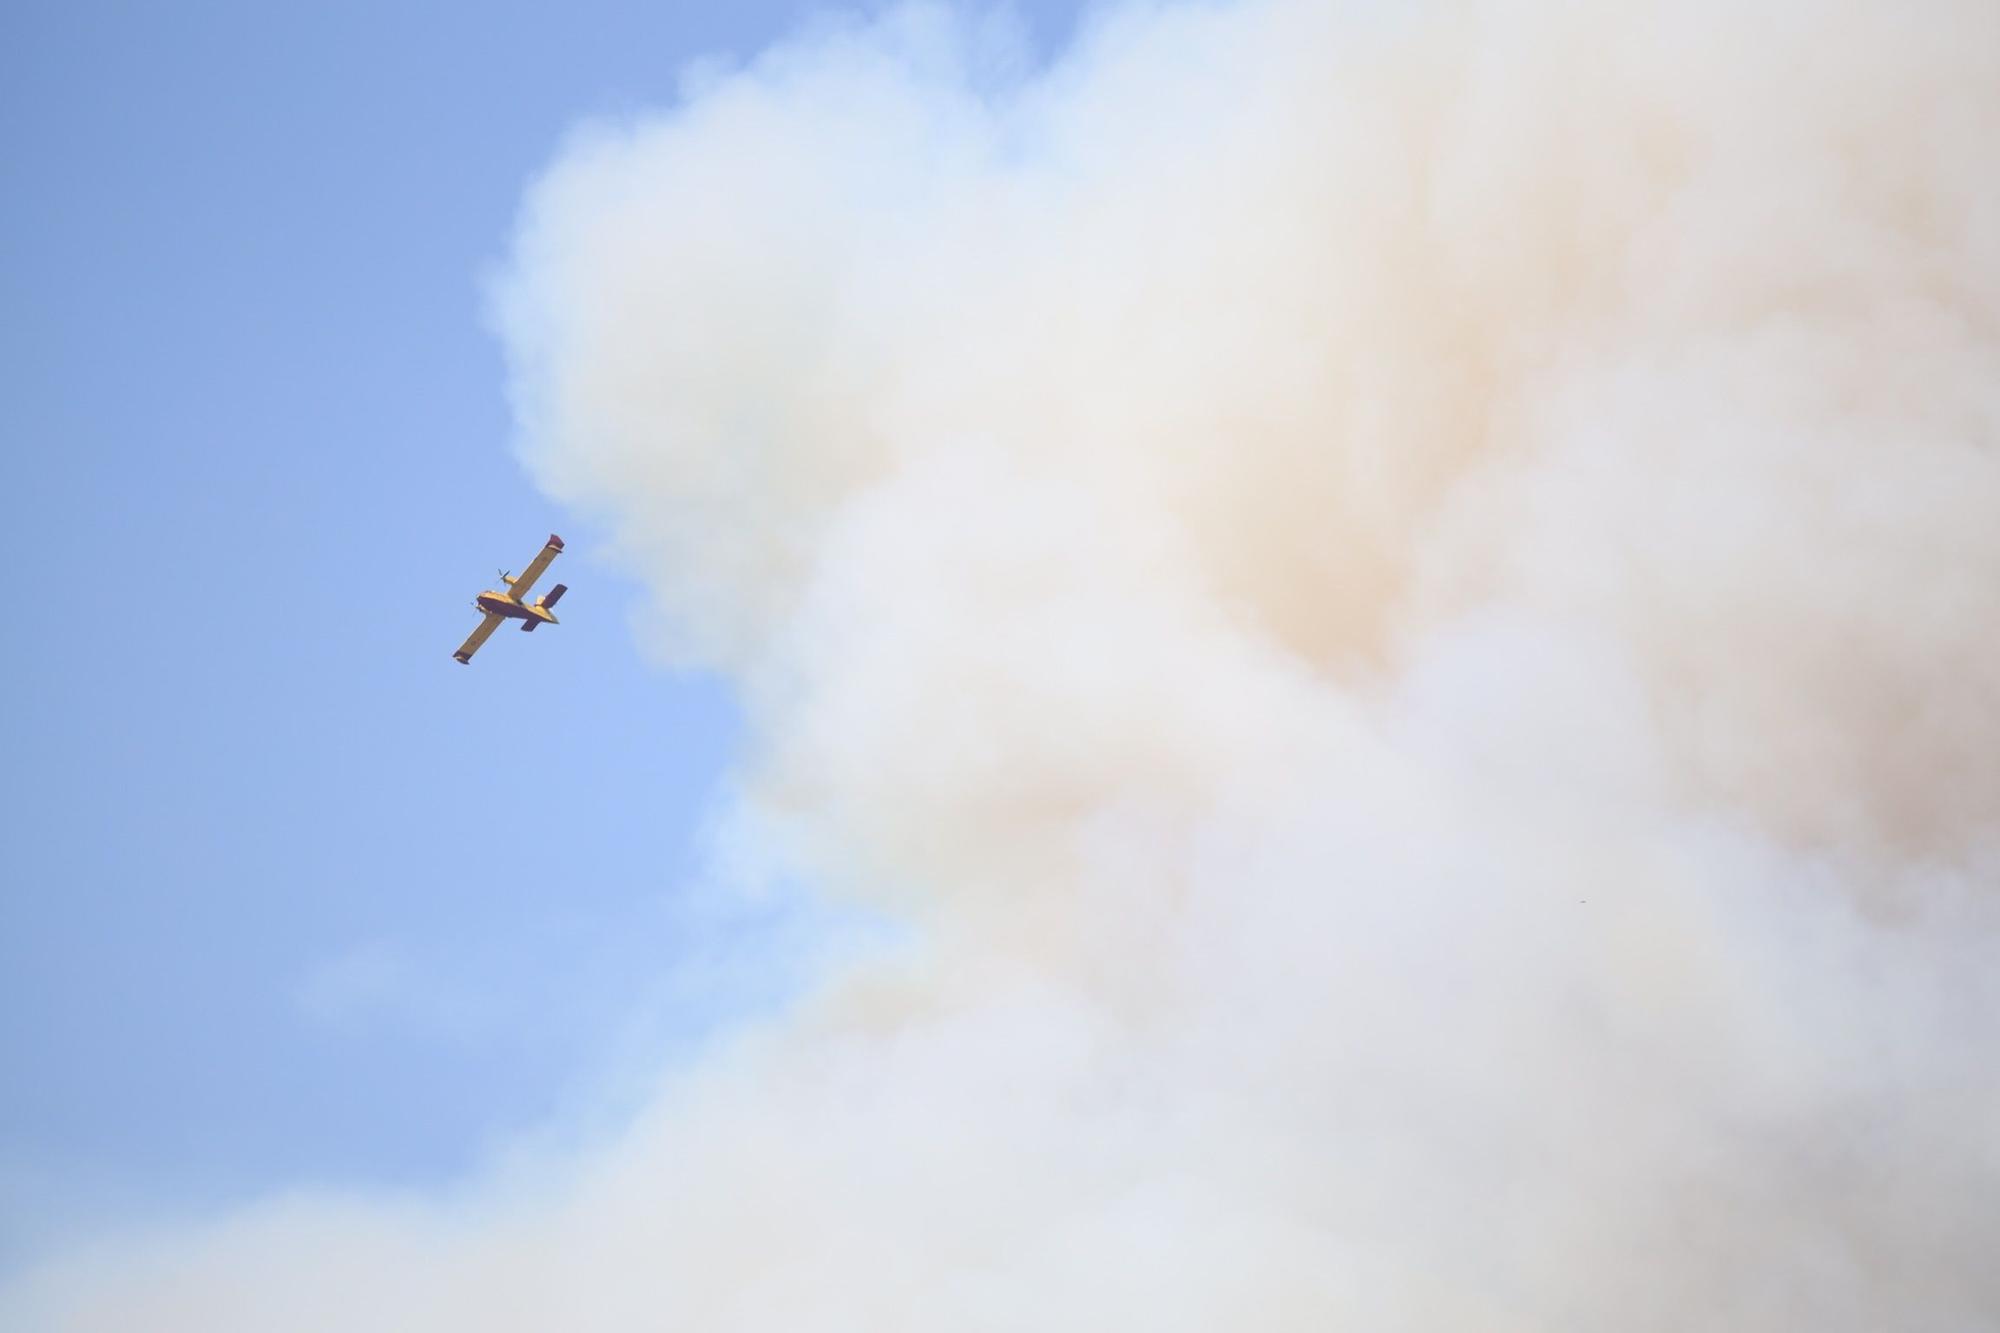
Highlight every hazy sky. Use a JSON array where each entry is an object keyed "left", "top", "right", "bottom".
[
  {"left": 1, "top": 0, "right": 1083, "bottom": 1266},
  {"left": 5, "top": 1, "right": 1997, "bottom": 1327}
]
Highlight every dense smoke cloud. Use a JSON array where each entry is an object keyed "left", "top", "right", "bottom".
[{"left": 10, "top": 0, "right": 1999, "bottom": 1327}]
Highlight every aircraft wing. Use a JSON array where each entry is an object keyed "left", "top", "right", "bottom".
[
  {"left": 453, "top": 613, "right": 505, "bottom": 664},
  {"left": 507, "top": 534, "right": 565, "bottom": 601}
]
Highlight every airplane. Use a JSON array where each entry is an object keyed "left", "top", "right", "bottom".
[{"left": 454, "top": 533, "right": 567, "bottom": 664}]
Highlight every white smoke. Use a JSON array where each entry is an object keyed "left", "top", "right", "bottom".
[{"left": 10, "top": 0, "right": 2000, "bottom": 1327}]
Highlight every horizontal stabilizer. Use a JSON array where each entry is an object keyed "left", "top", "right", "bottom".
[
  {"left": 539, "top": 583, "right": 567, "bottom": 610},
  {"left": 520, "top": 619, "right": 538, "bottom": 632}
]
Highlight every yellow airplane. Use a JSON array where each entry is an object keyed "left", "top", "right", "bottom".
[{"left": 454, "top": 533, "right": 567, "bottom": 664}]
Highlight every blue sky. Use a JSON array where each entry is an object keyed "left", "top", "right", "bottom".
[{"left": 1, "top": 0, "right": 1084, "bottom": 1266}]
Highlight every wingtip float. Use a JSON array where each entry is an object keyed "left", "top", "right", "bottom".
[{"left": 454, "top": 533, "right": 567, "bottom": 664}]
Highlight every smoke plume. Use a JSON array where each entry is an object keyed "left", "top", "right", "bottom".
[{"left": 10, "top": 0, "right": 2000, "bottom": 1327}]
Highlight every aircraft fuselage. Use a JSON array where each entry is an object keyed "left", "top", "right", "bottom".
[{"left": 475, "top": 591, "right": 559, "bottom": 624}]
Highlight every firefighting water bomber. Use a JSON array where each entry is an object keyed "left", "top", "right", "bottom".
[{"left": 454, "top": 533, "right": 567, "bottom": 664}]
